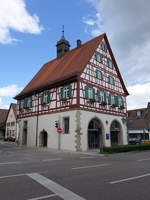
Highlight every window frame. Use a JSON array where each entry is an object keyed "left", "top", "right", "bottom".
[{"left": 63, "top": 117, "right": 70, "bottom": 134}]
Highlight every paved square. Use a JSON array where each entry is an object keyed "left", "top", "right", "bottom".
[{"left": 0, "top": 141, "right": 150, "bottom": 200}]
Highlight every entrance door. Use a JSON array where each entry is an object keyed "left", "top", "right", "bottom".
[
  {"left": 40, "top": 131, "right": 48, "bottom": 147},
  {"left": 88, "top": 119, "right": 102, "bottom": 149},
  {"left": 110, "top": 121, "right": 121, "bottom": 146},
  {"left": 22, "top": 121, "right": 27, "bottom": 145},
  {"left": 111, "top": 131, "right": 118, "bottom": 145},
  {"left": 22, "top": 130, "right": 27, "bottom": 145}
]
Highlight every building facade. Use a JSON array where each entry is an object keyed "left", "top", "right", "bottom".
[
  {"left": 15, "top": 33, "right": 129, "bottom": 151},
  {"left": 5, "top": 103, "right": 17, "bottom": 141},
  {"left": 127, "top": 102, "right": 150, "bottom": 142},
  {"left": 0, "top": 109, "right": 8, "bottom": 140}
]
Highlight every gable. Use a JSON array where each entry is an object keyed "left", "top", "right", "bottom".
[
  {"left": 6, "top": 106, "right": 16, "bottom": 123},
  {"left": 80, "top": 37, "right": 127, "bottom": 95}
]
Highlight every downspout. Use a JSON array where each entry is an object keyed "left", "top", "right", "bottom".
[{"left": 36, "top": 94, "right": 39, "bottom": 147}]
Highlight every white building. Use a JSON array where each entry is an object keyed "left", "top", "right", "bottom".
[
  {"left": 15, "top": 32, "right": 129, "bottom": 151},
  {"left": 5, "top": 103, "right": 17, "bottom": 140}
]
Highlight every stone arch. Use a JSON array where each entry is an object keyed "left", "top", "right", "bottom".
[
  {"left": 87, "top": 117, "right": 105, "bottom": 150},
  {"left": 110, "top": 120, "right": 123, "bottom": 145},
  {"left": 39, "top": 130, "right": 48, "bottom": 147}
]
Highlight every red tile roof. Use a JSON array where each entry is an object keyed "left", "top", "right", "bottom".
[
  {"left": 15, "top": 33, "right": 129, "bottom": 99},
  {"left": 0, "top": 109, "right": 8, "bottom": 124}
]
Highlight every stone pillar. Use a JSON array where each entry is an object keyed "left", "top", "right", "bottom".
[
  {"left": 104, "top": 121, "right": 111, "bottom": 147},
  {"left": 75, "top": 110, "right": 82, "bottom": 152}
]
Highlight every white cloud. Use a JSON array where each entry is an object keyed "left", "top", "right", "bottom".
[
  {"left": 0, "top": 0, "right": 43, "bottom": 44},
  {"left": 0, "top": 84, "right": 22, "bottom": 97},
  {"left": 0, "top": 84, "right": 21, "bottom": 109},
  {"left": 84, "top": 0, "right": 150, "bottom": 84},
  {"left": 82, "top": 17, "right": 96, "bottom": 26},
  {"left": 127, "top": 83, "right": 150, "bottom": 110},
  {"left": 82, "top": 12, "right": 103, "bottom": 36}
]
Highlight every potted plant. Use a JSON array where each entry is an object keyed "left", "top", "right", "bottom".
[
  {"left": 101, "top": 101, "right": 107, "bottom": 106},
  {"left": 111, "top": 103, "right": 116, "bottom": 108}
]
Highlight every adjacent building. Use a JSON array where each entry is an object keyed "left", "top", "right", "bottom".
[
  {"left": 127, "top": 102, "right": 150, "bottom": 141},
  {"left": 15, "top": 32, "right": 129, "bottom": 151},
  {"left": 5, "top": 103, "right": 17, "bottom": 140},
  {"left": 0, "top": 109, "right": 8, "bottom": 139}
]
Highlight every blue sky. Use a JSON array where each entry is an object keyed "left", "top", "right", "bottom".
[{"left": 0, "top": 0, "right": 150, "bottom": 109}]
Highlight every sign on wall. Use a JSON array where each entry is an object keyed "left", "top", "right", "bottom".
[{"left": 106, "top": 133, "right": 109, "bottom": 140}]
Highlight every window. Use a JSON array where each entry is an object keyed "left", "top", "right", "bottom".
[
  {"left": 19, "top": 100, "right": 24, "bottom": 110},
  {"left": 97, "top": 89, "right": 101, "bottom": 103},
  {"left": 41, "top": 91, "right": 50, "bottom": 105},
  {"left": 137, "top": 111, "right": 141, "bottom": 118},
  {"left": 95, "top": 52, "right": 103, "bottom": 63},
  {"left": 101, "top": 91, "right": 107, "bottom": 104},
  {"left": 84, "top": 86, "right": 96, "bottom": 101},
  {"left": 11, "top": 122, "right": 15, "bottom": 126},
  {"left": 114, "top": 96, "right": 119, "bottom": 107},
  {"left": 108, "top": 94, "right": 112, "bottom": 105},
  {"left": 107, "top": 58, "right": 114, "bottom": 69},
  {"left": 7, "top": 122, "right": 10, "bottom": 127},
  {"left": 95, "top": 69, "right": 103, "bottom": 80},
  {"left": 100, "top": 41, "right": 107, "bottom": 52},
  {"left": 63, "top": 117, "right": 69, "bottom": 134},
  {"left": 108, "top": 76, "right": 115, "bottom": 85},
  {"left": 59, "top": 85, "right": 72, "bottom": 100},
  {"left": 23, "top": 97, "right": 32, "bottom": 109},
  {"left": 119, "top": 97, "right": 124, "bottom": 109},
  {"left": 89, "top": 88, "right": 95, "bottom": 100}
]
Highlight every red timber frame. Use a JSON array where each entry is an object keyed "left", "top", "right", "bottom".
[
  {"left": 78, "top": 39, "right": 127, "bottom": 117},
  {"left": 17, "top": 38, "right": 127, "bottom": 119},
  {"left": 18, "top": 81, "right": 78, "bottom": 119}
]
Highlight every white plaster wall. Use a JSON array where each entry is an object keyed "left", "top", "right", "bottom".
[
  {"left": 18, "top": 109, "right": 127, "bottom": 152},
  {"left": 38, "top": 111, "right": 77, "bottom": 151},
  {"left": 19, "top": 116, "right": 37, "bottom": 146}
]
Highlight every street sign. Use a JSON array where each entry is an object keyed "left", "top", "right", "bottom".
[
  {"left": 106, "top": 133, "right": 109, "bottom": 140},
  {"left": 57, "top": 127, "right": 62, "bottom": 134}
]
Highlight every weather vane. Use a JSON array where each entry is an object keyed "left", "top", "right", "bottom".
[{"left": 62, "top": 25, "right": 64, "bottom": 37}]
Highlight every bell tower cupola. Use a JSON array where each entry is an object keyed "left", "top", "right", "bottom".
[{"left": 56, "top": 26, "right": 70, "bottom": 58}]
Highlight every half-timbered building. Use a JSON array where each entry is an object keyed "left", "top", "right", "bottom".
[{"left": 15, "top": 32, "right": 129, "bottom": 151}]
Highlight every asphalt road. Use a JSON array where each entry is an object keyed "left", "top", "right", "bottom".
[{"left": 0, "top": 141, "right": 150, "bottom": 200}]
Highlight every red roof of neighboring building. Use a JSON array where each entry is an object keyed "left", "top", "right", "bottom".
[
  {"left": 15, "top": 33, "right": 129, "bottom": 99},
  {"left": 0, "top": 109, "right": 8, "bottom": 124}
]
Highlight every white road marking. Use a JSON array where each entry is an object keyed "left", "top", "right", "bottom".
[
  {"left": 72, "top": 163, "right": 111, "bottom": 170},
  {"left": 137, "top": 158, "right": 150, "bottom": 162},
  {"left": 0, "top": 173, "right": 26, "bottom": 179},
  {"left": 0, "top": 161, "right": 22, "bottom": 165},
  {"left": 27, "top": 173, "right": 86, "bottom": 200},
  {"left": 80, "top": 156, "right": 94, "bottom": 159},
  {"left": 42, "top": 158, "right": 62, "bottom": 162},
  {"left": 0, "top": 171, "right": 47, "bottom": 179},
  {"left": 27, "top": 194, "right": 57, "bottom": 200},
  {"left": 110, "top": 173, "right": 150, "bottom": 184}
]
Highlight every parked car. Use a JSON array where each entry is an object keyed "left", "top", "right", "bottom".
[{"left": 128, "top": 138, "right": 140, "bottom": 145}]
